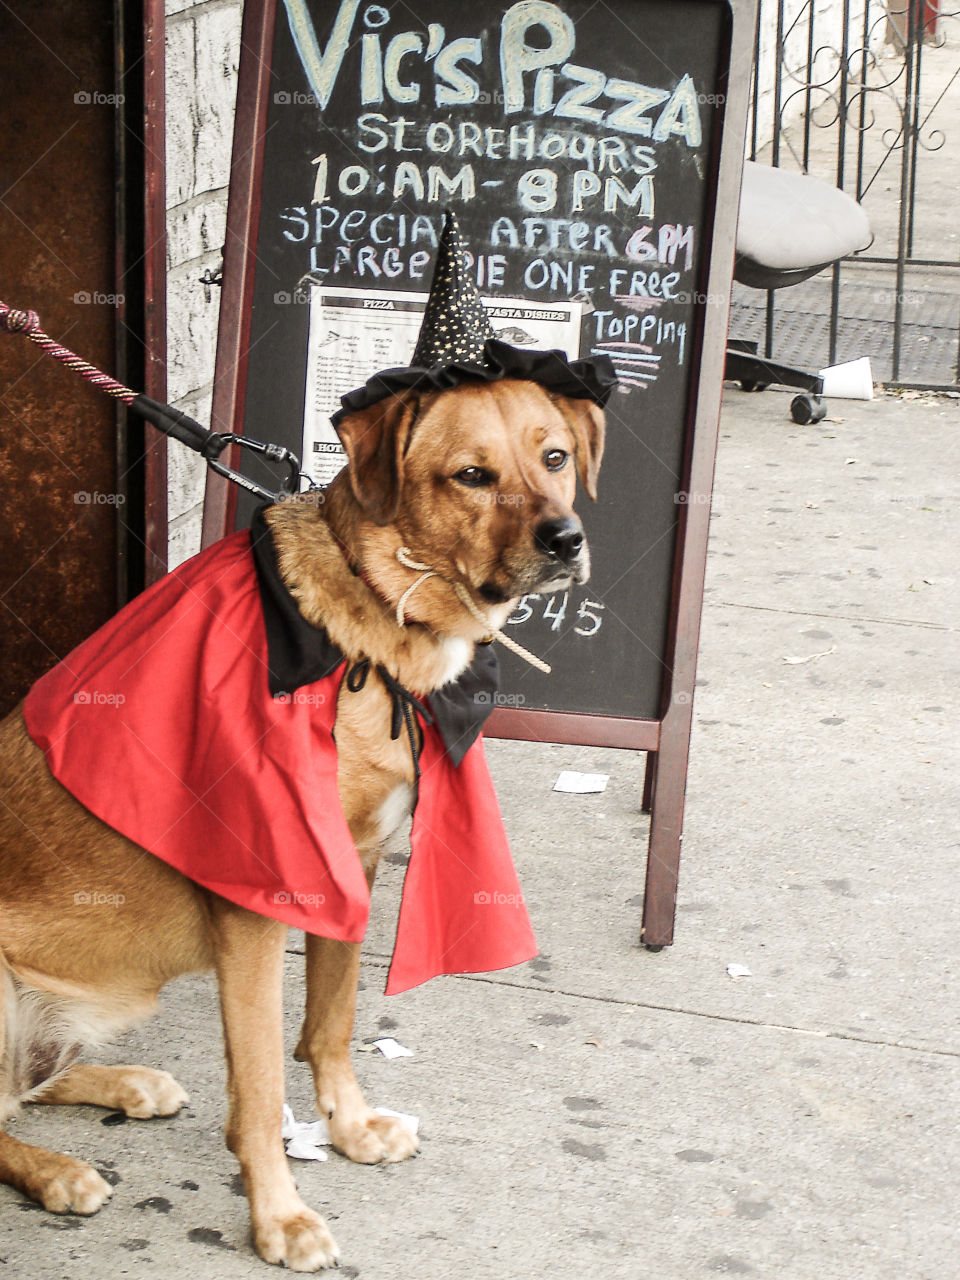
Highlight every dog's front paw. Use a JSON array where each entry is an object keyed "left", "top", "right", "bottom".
[
  {"left": 27, "top": 1155, "right": 113, "bottom": 1215},
  {"left": 331, "top": 1110, "right": 419, "bottom": 1164},
  {"left": 254, "top": 1206, "right": 340, "bottom": 1272}
]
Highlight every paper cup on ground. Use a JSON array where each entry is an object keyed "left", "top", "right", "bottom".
[{"left": 818, "top": 357, "right": 874, "bottom": 400}]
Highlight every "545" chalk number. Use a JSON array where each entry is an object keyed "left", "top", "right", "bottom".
[{"left": 506, "top": 592, "right": 605, "bottom": 636}]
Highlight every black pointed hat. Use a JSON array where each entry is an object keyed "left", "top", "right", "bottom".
[
  {"left": 331, "top": 210, "right": 617, "bottom": 426},
  {"left": 411, "top": 211, "right": 495, "bottom": 368}
]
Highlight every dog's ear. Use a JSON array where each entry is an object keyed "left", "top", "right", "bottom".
[
  {"left": 334, "top": 392, "right": 419, "bottom": 525},
  {"left": 553, "top": 397, "right": 606, "bottom": 500}
]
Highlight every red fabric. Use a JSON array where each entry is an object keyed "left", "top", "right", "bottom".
[{"left": 23, "top": 531, "right": 537, "bottom": 995}]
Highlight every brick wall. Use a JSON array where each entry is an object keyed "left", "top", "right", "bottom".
[{"left": 165, "top": 0, "right": 242, "bottom": 566}]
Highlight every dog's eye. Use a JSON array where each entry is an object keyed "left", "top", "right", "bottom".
[
  {"left": 454, "top": 466, "right": 493, "bottom": 487},
  {"left": 544, "top": 449, "right": 569, "bottom": 472}
]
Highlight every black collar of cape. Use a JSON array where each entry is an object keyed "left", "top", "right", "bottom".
[{"left": 249, "top": 505, "right": 498, "bottom": 769}]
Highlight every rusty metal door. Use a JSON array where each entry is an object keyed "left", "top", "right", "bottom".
[{"left": 0, "top": 0, "right": 165, "bottom": 715}]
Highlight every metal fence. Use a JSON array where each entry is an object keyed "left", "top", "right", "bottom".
[{"left": 735, "top": 0, "right": 960, "bottom": 390}]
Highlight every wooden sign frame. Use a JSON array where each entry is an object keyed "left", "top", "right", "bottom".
[{"left": 204, "top": 0, "right": 758, "bottom": 948}]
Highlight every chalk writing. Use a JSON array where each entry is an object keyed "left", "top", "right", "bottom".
[
  {"left": 233, "top": 0, "right": 737, "bottom": 722},
  {"left": 508, "top": 592, "right": 606, "bottom": 638},
  {"left": 283, "top": 0, "right": 702, "bottom": 146},
  {"left": 270, "top": 0, "right": 720, "bottom": 407}
]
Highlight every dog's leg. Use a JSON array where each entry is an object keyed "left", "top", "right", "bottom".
[
  {"left": 296, "top": 934, "right": 419, "bottom": 1165},
  {"left": 0, "top": 976, "right": 112, "bottom": 1215},
  {"left": 30, "top": 1064, "right": 188, "bottom": 1118},
  {"left": 209, "top": 898, "right": 339, "bottom": 1272}
]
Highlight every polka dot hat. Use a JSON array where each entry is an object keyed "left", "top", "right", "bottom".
[
  {"left": 411, "top": 210, "right": 495, "bottom": 368},
  {"left": 331, "top": 209, "right": 617, "bottom": 426}
]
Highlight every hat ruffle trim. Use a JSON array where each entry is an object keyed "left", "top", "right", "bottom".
[{"left": 332, "top": 338, "right": 618, "bottom": 426}]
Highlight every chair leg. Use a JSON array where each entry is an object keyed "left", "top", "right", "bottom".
[{"left": 725, "top": 347, "right": 825, "bottom": 396}]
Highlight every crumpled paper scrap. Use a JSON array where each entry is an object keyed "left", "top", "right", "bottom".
[
  {"left": 554, "top": 771, "right": 609, "bottom": 794},
  {"left": 281, "top": 1103, "right": 419, "bottom": 1161},
  {"left": 370, "top": 1036, "right": 414, "bottom": 1058}
]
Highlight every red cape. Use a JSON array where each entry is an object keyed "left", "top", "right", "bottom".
[{"left": 23, "top": 529, "right": 537, "bottom": 994}]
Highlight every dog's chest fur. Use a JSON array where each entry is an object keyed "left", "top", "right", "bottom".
[{"left": 266, "top": 501, "right": 476, "bottom": 856}]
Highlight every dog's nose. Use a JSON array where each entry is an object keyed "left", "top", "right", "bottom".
[{"left": 535, "top": 516, "right": 584, "bottom": 567}]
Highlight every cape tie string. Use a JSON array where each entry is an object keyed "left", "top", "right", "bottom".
[{"left": 345, "top": 658, "right": 434, "bottom": 781}]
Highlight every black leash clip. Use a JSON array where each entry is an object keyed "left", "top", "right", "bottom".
[
  {"left": 202, "top": 433, "right": 302, "bottom": 503},
  {"left": 132, "top": 395, "right": 304, "bottom": 503}
]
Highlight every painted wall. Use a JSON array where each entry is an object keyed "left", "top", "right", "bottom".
[
  {"left": 165, "top": 0, "right": 242, "bottom": 566},
  {"left": 750, "top": 0, "right": 893, "bottom": 164}
]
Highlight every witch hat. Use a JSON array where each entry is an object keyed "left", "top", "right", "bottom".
[
  {"left": 331, "top": 210, "right": 617, "bottom": 427},
  {"left": 411, "top": 211, "right": 494, "bottom": 368}
]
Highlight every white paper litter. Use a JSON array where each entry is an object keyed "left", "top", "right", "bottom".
[
  {"left": 782, "top": 645, "right": 836, "bottom": 665},
  {"left": 374, "top": 1106, "right": 420, "bottom": 1135},
  {"left": 726, "top": 963, "right": 752, "bottom": 979},
  {"left": 371, "top": 1037, "right": 414, "bottom": 1059},
  {"left": 285, "top": 1132, "right": 330, "bottom": 1161},
  {"left": 281, "top": 1103, "right": 418, "bottom": 1161},
  {"left": 554, "top": 771, "right": 609, "bottom": 794},
  {"left": 282, "top": 1104, "right": 330, "bottom": 1161}
]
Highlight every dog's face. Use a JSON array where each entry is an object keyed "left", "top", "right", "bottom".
[{"left": 336, "top": 378, "right": 605, "bottom": 611}]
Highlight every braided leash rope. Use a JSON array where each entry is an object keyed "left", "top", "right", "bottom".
[
  {"left": 0, "top": 303, "right": 137, "bottom": 403},
  {"left": 0, "top": 299, "right": 301, "bottom": 501}
]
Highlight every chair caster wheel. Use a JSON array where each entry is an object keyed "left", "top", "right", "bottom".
[
  {"left": 740, "top": 379, "right": 770, "bottom": 392},
  {"left": 790, "top": 393, "right": 827, "bottom": 424}
]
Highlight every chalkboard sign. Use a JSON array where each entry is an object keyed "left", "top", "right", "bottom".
[{"left": 206, "top": 0, "right": 758, "bottom": 945}]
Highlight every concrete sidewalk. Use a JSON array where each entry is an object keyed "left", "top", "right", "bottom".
[{"left": 2, "top": 386, "right": 957, "bottom": 1279}]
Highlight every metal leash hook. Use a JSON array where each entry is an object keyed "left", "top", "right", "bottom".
[
  {"left": 202, "top": 432, "right": 301, "bottom": 501},
  {"left": 0, "top": 301, "right": 302, "bottom": 504}
]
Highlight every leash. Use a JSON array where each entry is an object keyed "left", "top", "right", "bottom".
[
  {"left": 0, "top": 302, "right": 301, "bottom": 502},
  {"left": 0, "top": 300, "right": 551, "bottom": 674}
]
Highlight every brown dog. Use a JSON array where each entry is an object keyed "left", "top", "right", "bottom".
[{"left": 0, "top": 378, "right": 604, "bottom": 1269}]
